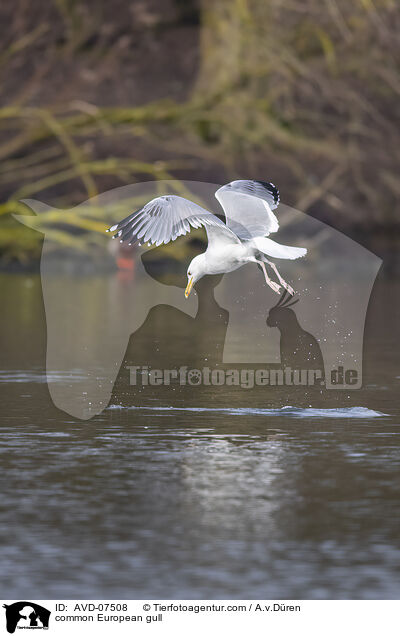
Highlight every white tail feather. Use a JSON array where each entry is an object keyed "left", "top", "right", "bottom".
[{"left": 253, "top": 237, "right": 307, "bottom": 260}]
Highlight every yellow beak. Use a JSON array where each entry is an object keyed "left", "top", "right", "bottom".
[{"left": 185, "top": 276, "right": 194, "bottom": 298}]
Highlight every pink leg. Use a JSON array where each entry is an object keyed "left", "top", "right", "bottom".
[
  {"left": 264, "top": 260, "right": 294, "bottom": 295},
  {"left": 257, "top": 261, "right": 281, "bottom": 294}
]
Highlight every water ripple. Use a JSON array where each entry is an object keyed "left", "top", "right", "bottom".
[{"left": 108, "top": 405, "right": 387, "bottom": 418}]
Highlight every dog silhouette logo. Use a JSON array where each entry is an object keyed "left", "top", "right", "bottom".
[{"left": 3, "top": 602, "right": 50, "bottom": 634}]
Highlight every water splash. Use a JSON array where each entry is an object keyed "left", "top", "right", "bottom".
[{"left": 108, "top": 405, "right": 387, "bottom": 418}]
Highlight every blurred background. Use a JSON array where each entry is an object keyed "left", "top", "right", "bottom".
[
  {"left": 0, "top": 0, "right": 398, "bottom": 265},
  {"left": 0, "top": 0, "right": 400, "bottom": 600}
]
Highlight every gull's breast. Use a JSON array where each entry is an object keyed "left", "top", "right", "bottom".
[{"left": 204, "top": 243, "right": 248, "bottom": 275}]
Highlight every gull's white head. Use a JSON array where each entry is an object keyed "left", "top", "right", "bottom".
[{"left": 185, "top": 254, "right": 206, "bottom": 298}]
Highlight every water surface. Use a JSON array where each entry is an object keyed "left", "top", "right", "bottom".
[{"left": 0, "top": 271, "right": 399, "bottom": 599}]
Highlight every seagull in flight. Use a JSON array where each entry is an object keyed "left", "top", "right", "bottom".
[{"left": 107, "top": 180, "right": 307, "bottom": 297}]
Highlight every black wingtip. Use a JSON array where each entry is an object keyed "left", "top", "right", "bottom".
[{"left": 255, "top": 180, "right": 280, "bottom": 206}]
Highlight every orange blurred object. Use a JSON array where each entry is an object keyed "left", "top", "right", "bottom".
[{"left": 116, "top": 257, "right": 135, "bottom": 271}]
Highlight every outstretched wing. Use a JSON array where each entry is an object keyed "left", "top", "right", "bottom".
[
  {"left": 215, "top": 179, "right": 280, "bottom": 240},
  {"left": 107, "top": 195, "right": 238, "bottom": 247}
]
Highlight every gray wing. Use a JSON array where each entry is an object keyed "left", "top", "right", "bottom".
[
  {"left": 215, "top": 179, "right": 280, "bottom": 240},
  {"left": 107, "top": 195, "right": 238, "bottom": 247}
]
